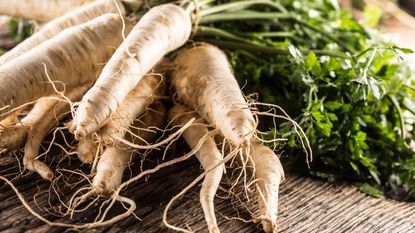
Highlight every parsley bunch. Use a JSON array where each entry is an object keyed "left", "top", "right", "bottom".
[{"left": 195, "top": 0, "right": 415, "bottom": 199}]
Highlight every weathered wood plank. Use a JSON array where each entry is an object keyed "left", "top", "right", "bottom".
[{"left": 1, "top": 149, "right": 415, "bottom": 233}]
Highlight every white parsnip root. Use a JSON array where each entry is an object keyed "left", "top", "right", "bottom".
[
  {"left": 0, "top": 0, "right": 125, "bottom": 65},
  {"left": 76, "top": 134, "right": 98, "bottom": 164},
  {"left": 0, "top": 99, "right": 66, "bottom": 150},
  {"left": 93, "top": 102, "right": 166, "bottom": 194},
  {"left": 99, "top": 73, "right": 165, "bottom": 145},
  {"left": 0, "top": 83, "right": 90, "bottom": 179},
  {"left": 76, "top": 72, "right": 165, "bottom": 164},
  {"left": 0, "top": 123, "right": 28, "bottom": 150},
  {"left": 0, "top": 13, "right": 131, "bottom": 118},
  {"left": 24, "top": 84, "right": 91, "bottom": 180},
  {"left": 169, "top": 104, "right": 223, "bottom": 233},
  {"left": 0, "top": 109, "right": 23, "bottom": 129},
  {"left": 171, "top": 43, "right": 256, "bottom": 148},
  {"left": 0, "top": 110, "right": 28, "bottom": 149},
  {"left": 0, "top": 0, "right": 95, "bottom": 22},
  {"left": 250, "top": 141, "right": 285, "bottom": 233},
  {"left": 73, "top": 3, "right": 192, "bottom": 139}
]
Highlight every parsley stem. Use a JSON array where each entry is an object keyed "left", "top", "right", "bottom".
[
  {"left": 196, "top": 26, "right": 254, "bottom": 44},
  {"left": 203, "top": 39, "right": 350, "bottom": 58},
  {"left": 200, "top": 0, "right": 288, "bottom": 16},
  {"left": 387, "top": 95, "right": 405, "bottom": 139},
  {"left": 200, "top": 11, "right": 290, "bottom": 23},
  {"left": 200, "top": 11, "right": 354, "bottom": 54}
]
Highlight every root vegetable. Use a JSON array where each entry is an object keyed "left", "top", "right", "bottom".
[
  {"left": 171, "top": 43, "right": 256, "bottom": 148},
  {"left": 0, "top": 109, "right": 24, "bottom": 129},
  {"left": 23, "top": 84, "right": 90, "bottom": 180},
  {"left": 99, "top": 73, "right": 165, "bottom": 145},
  {"left": 76, "top": 134, "right": 98, "bottom": 164},
  {"left": 72, "top": 3, "right": 192, "bottom": 139},
  {"left": 93, "top": 146, "right": 129, "bottom": 195},
  {"left": 93, "top": 102, "right": 166, "bottom": 194},
  {"left": 0, "top": 125, "right": 27, "bottom": 150},
  {"left": 77, "top": 73, "right": 164, "bottom": 164},
  {"left": 0, "top": 98, "right": 61, "bottom": 150},
  {"left": 250, "top": 141, "right": 285, "bottom": 233},
  {"left": 0, "top": 0, "right": 95, "bottom": 22},
  {"left": 0, "top": 13, "right": 131, "bottom": 119},
  {"left": 168, "top": 104, "right": 223, "bottom": 233},
  {"left": 0, "top": 0, "right": 125, "bottom": 65}
]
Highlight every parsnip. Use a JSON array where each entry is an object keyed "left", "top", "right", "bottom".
[
  {"left": 0, "top": 13, "right": 131, "bottom": 119},
  {"left": 168, "top": 104, "right": 223, "bottom": 233},
  {"left": 76, "top": 73, "right": 164, "bottom": 163},
  {"left": 73, "top": 3, "right": 192, "bottom": 139},
  {"left": 171, "top": 43, "right": 256, "bottom": 148},
  {"left": 76, "top": 134, "right": 98, "bottom": 164},
  {"left": 0, "top": 98, "right": 59, "bottom": 150},
  {"left": 0, "top": 125, "right": 27, "bottom": 150},
  {"left": 0, "top": 0, "right": 125, "bottom": 65},
  {"left": 0, "top": 0, "right": 95, "bottom": 22},
  {"left": 24, "top": 85, "right": 90, "bottom": 180},
  {"left": 99, "top": 74, "right": 165, "bottom": 145},
  {"left": 250, "top": 141, "right": 285, "bottom": 233},
  {"left": 0, "top": 109, "right": 23, "bottom": 129},
  {"left": 93, "top": 102, "right": 166, "bottom": 194}
]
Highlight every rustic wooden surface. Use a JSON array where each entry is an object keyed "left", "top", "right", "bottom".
[
  {"left": 1, "top": 17, "right": 415, "bottom": 233},
  {"left": 1, "top": 149, "right": 415, "bottom": 233}
]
